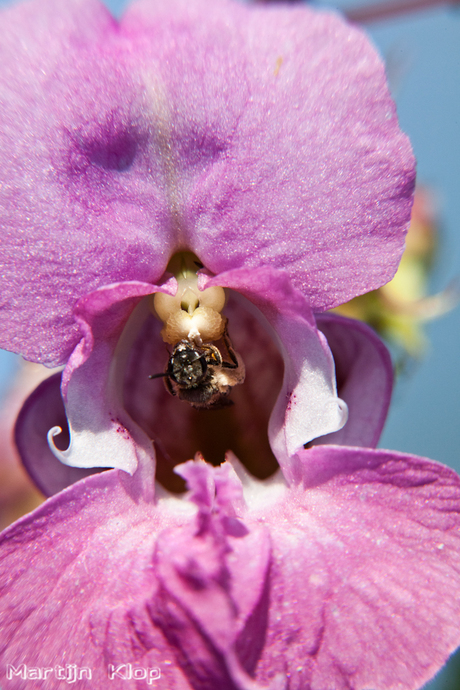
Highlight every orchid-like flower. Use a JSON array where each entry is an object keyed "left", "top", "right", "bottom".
[
  {"left": 1, "top": 0, "right": 459, "bottom": 688},
  {"left": 0, "top": 0, "right": 415, "bottom": 479}
]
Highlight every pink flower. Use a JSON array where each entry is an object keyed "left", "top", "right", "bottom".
[
  {"left": 2, "top": 1, "right": 456, "bottom": 689},
  {"left": 0, "top": 0, "right": 414, "bottom": 475}
]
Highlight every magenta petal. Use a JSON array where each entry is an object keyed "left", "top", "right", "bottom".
[
  {"left": 252, "top": 445, "right": 460, "bottom": 690},
  {"left": 125, "top": 0, "right": 415, "bottom": 311},
  {"left": 14, "top": 372, "right": 104, "bottom": 497},
  {"left": 0, "top": 0, "right": 414, "bottom": 364},
  {"left": 2, "top": 451, "right": 460, "bottom": 689},
  {"left": 0, "top": 0, "right": 176, "bottom": 365},
  {"left": 0, "top": 471, "right": 193, "bottom": 689},
  {"left": 315, "top": 313, "right": 393, "bottom": 448}
]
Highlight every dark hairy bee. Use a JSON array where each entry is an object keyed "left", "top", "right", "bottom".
[{"left": 150, "top": 328, "right": 245, "bottom": 409}]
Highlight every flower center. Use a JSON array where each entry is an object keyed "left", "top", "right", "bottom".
[
  {"left": 123, "top": 254, "right": 283, "bottom": 492},
  {"left": 152, "top": 254, "right": 227, "bottom": 345},
  {"left": 149, "top": 253, "right": 246, "bottom": 410}
]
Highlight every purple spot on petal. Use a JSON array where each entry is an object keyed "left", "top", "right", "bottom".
[
  {"left": 286, "top": 392, "right": 296, "bottom": 412},
  {"left": 85, "top": 131, "right": 137, "bottom": 172}
]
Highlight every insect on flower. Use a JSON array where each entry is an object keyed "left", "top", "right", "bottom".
[
  {"left": 149, "top": 253, "right": 245, "bottom": 409},
  {"left": 6, "top": 2, "right": 458, "bottom": 689}
]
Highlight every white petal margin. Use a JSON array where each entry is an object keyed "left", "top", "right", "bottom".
[
  {"left": 202, "top": 268, "right": 348, "bottom": 483},
  {"left": 266, "top": 305, "right": 348, "bottom": 476},
  {"left": 47, "top": 282, "right": 174, "bottom": 475}
]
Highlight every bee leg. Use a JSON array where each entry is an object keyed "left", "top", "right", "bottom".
[
  {"left": 165, "top": 375, "right": 177, "bottom": 397},
  {"left": 221, "top": 324, "right": 239, "bottom": 369}
]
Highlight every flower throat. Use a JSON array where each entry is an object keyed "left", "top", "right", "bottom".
[{"left": 149, "top": 253, "right": 245, "bottom": 410}]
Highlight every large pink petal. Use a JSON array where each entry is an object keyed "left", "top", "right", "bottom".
[
  {"left": 249, "top": 446, "right": 460, "bottom": 690},
  {"left": 315, "top": 313, "right": 393, "bottom": 447},
  {"left": 124, "top": 0, "right": 414, "bottom": 310},
  {"left": 0, "top": 0, "right": 414, "bottom": 365},
  {"left": 0, "top": 0, "right": 177, "bottom": 366},
  {"left": 0, "top": 471, "right": 193, "bottom": 689},
  {"left": 1, "top": 450, "right": 460, "bottom": 689}
]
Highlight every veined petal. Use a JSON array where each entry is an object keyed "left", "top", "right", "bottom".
[
  {"left": 2, "top": 451, "right": 460, "bottom": 689},
  {"left": 251, "top": 446, "right": 460, "bottom": 690},
  {"left": 124, "top": 0, "right": 414, "bottom": 309},
  {"left": 315, "top": 313, "right": 393, "bottom": 448},
  {"left": 0, "top": 0, "right": 414, "bottom": 365}
]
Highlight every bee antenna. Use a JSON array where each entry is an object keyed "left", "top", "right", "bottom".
[{"left": 149, "top": 372, "right": 170, "bottom": 380}]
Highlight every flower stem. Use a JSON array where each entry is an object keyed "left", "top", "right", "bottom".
[
  {"left": 255, "top": 0, "right": 459, "bottom": 23},
  {"left": 343, "top": 0, "right": 459, "bottom": 23}
]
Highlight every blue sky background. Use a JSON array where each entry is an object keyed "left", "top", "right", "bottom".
[{"left": 0, "top": 0, "right": 458, "bottom": 686}]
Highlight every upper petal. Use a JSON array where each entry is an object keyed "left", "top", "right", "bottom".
[
  {"left": 123, "top": 0, "right": 415, "bottom": 309},
  {"left": 0, "top": 0, "right": 414, "bottom": 364}
]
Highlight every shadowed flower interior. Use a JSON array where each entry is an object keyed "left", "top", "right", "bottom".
[{"left": 127, "top": 260, "right": 284, "bottom": 490}]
